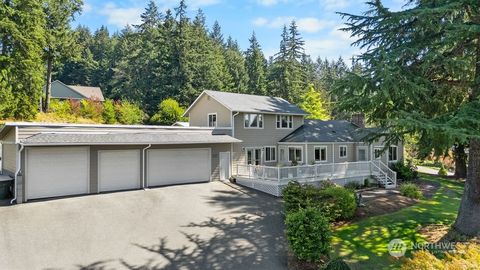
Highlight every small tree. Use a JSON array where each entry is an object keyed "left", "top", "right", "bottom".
[
  {"left": 102, "top": 99, "right": 116, "bottom": 124},
  {"left": 150, "top": 98, "right": 186, "bottom": 125},
  {"left": 79, "top": 99, "right": 102, "bottom": 122},
  {"left": 299, "top": 84, "right": 330, "bottom": 120},
  {"left": 115, "top": 100, "right": 144, "bottom": 124}
]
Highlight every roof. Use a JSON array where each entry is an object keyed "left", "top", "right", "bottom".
[
  {"left": 172, "top": 121, "right": 190, "bottom": 127},
  {"left": 279, "top": 120, "right": 373, "bottom": 143},
  {"left": 21, "top": 131, "right": 241, "bottom": 146},
  {"left": 50, "top": 80, "right": 105, "bottom": 101},
  {"left": 184, "top": 90, "right": 307, "bottom": 115}
]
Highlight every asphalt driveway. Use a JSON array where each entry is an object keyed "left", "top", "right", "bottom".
[{"left": 0, "top": 182, "right": 286, "bottom": 270}]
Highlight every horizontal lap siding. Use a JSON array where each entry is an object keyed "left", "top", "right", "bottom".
[
  {"left": 188, "top": 94, "right": 232, "bottom": 127},
  {"left": 2, "top": 128, "right": 16, "bottom": 175}
]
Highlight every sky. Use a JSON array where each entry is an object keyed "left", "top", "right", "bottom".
[{"left": 74, "top": 0, "right": 406, "bottom": 62}]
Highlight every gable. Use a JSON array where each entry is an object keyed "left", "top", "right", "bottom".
[
  {"left": 188, "top": 93, "right": 231, "bottom": 127},
  {"left": 50, "top": 81, "right": 85, "bottom": 99}
]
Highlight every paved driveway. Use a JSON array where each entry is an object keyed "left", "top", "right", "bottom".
[{"left": 0, "top": 182, "right": 286, "bottom": 270}]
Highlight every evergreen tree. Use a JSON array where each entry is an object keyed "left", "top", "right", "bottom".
[
  {"left": 245, "top": 32, "right": 267, "bottom": 95},
  {"left": 336, "top": 0, "right": 480, "bottom": 236},
  {"left": 300, "top": 84, "right": 330, "bottom": 120},
  {"left": 224, "top": 37, "right": 248, "bottom": 93},
  {"left": 210, "top": 20, "right": 224, "bottom": 46},
  {"left": 136, "top": 0, "right": 162, "bottom": 31}
]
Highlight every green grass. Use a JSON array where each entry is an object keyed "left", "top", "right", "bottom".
[{"left": 331, "top": 174, "right": 464, "bottom": 269}]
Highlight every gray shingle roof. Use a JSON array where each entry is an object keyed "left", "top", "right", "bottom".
[
  {"left": 201, "top": 90, "right": 307, "bottom": 115},
  {"left": 21, "top": 131, "right": 241, "bottom": 145},
  {"left": 280, "top": 120, "right": 373, "bottom": 143},
  {"left": 67, "top": 85, "right": 105, "bottom": 101}
]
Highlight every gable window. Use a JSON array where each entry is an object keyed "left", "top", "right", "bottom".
[
  {"left": 208, "top": 113, "right": 217, "bottom": 127},
  {"left": 374, "top": 147, "right": 383, "bottom": 159},
  {"left": 288, "top": 146, "right": 303, "bottom": 163},
  {"left": 389, "top": 145, "right": 398, "bottom": 162},
  {"left": 339, "top": 145, "right": 347, "bottom": 158},
  {"left": 265, "top": 146, "right": 276, "bottom": 162},
  {"left": 244, "top": 113, "right": 263, "bottom": 128},
  {"left": 276, "top": 115, "right": 293, "bottom": 129},
  {"left": 314, "top": 146, "right": 327, "bottom": 162}
]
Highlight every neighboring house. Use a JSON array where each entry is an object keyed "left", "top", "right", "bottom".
[
  {"left": 46, "top": 80, "right": 105, "bottom": 102},
  {"left": 0, "top": 90, "right": 402, "bottom": 204}
]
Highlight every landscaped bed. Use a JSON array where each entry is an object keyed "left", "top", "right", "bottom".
[{"left": 331, "top": 173, "right": 465, "bottom": 269}]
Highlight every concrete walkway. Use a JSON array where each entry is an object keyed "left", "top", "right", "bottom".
[{"left": 0, "top": 182, "right": 286, "bottom": 270}]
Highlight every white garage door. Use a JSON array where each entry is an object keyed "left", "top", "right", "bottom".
[
  {"left": 26, "top": 147, "right": 89, "bottom": 200},
  {"left": 98, "top": 150, "right": 141, "bottom": 192},
  {"left": 147, "top": 148, "right": 211, "bottom": 186}
]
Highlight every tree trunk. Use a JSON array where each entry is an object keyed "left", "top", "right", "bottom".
[
  {"left": 453, "top": 139, "right": 480, "bottom": 236},
  {"left": 454, "top": 144, "right": 468, "bottom": 179},
  {"left": 43, "top": 55, "right": 53, "bottom": 112}
]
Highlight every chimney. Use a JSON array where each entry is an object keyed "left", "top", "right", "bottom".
[{"left": 351, "top": 113, "right": 365, "bottom": 128}]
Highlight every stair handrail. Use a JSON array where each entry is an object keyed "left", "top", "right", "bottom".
[{"left": 372, "top": 160, "right": 397, "bottom": 187}]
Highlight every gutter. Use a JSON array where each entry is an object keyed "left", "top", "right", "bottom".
[
  {"left": 142, "top": 144, "right": 152, "bottom": 189},
  {"left": 11, "top": 143, "right": 24, "bottom": 204}
]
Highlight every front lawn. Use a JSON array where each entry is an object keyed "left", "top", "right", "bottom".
[{"left": 331, "top": 174, "right": 464, "bottom": 269}]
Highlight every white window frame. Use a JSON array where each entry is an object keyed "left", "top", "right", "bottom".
[
  {"left": 374, "top": 146, "right": 383, "bottom": 160},
  {"left": 276, "top": 115, "right": 293, "bottom": 129},
  {"left": 207, "top": 113, "right": 217, "bottom": 127},
  {"left": 388, "top": 145, "right": 398, "bottom": 162},
  {"left": 264, "top": 146, "right": 276, "bottom": 162},
  {"left": 288, "top": 146, "right": 303, "bottom": 163},
  {"left": 314, "top": 146, "right": 328, "bottom": 163},
  {"left": 244, "top": 113, "right": 264, "bottom": 129},
  {"left": 357, "top": 146, "right": 368, "bottom": 161},
  {"left": 339, "top": 145, "right": 347, "bottom": 158},
  {"left": 245, "top": 147, "right": 262, "bottom": 165}
]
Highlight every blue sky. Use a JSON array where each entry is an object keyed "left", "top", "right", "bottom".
[{"left": 74, "top": 0, "right": 405, "bottom": 61}]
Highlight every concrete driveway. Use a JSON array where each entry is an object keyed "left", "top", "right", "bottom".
[{"left": 0, "top": 182, "right": 286, "bottom": 270}]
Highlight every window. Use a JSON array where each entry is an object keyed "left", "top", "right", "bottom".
[
  {"left": 339, "top": 145, "right": 347, "bottom": 158},
  {"left": 246, "top": 148, "right": 262, "bottom": 165},
  {"left": 244, "top": 113, "right": 263, "bottom": 128},
  {"left": 357, "top": 147, "right": 367, "bottom": 161},
  {"left": 374, "top": 147, "right": 383, "bottom": 159},
  {"left": 208, "top": 113, "right": 217, "bottom": 127},
  {"left": 276, "top": 115, "right": 293, "bottom": 129},
  {"left": 288, "top": 147, "right": 303, "bottom": 162},
  {"left": 389, "top": 146, "right": 398, "bottom": 161},
  {"left": 314, "top": 146, "right": 327, "bottom": 162},
  {"left": 265, "top": 146, "right": 276, "bottom": 162}
]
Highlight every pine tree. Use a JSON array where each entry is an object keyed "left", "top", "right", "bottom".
[
  {"left": 210, "top": 20, "right": 224, "bottom": 46},
  {"left": 336, "top": 0, "right": 480, "bottom": 236},
  {"left": 224, "top": 37, "right": 248, "bottom": 93},
  {"left": 137, "top": 0, "right": 162, "bottom": 31},
  {"left": 245, "top": 32, "right": 267, "bottom": 95}
]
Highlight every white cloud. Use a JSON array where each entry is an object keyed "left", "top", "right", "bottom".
[
  {"left": 82, "top": 1, "right": 92, "bottom": 13},
  {"left": 99, "top": 2, "right": 142, "bottom": 28},
  {"left": 158, "top": 0, "right": 221, "bottom": 10},
  {"left": 257, "top": 0, "right": 279, "bottom": 6},
  {"left": 304, "top": 25, "right": 361, "bottom": 61},
  {"left": 252, "top": 16, "right": 333, "bottom": 33}
]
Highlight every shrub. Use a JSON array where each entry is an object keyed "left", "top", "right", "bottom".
[
  {"left": 49, "top": 99, "right": 72, "bottom": 117},
  {"left": 401, "top": 244, "right": 480, "bottom": 270},
  {"left": 390, "top": 160, "right": 418, "bottom": 181},
  {"left": 285, "top": 207, "right": 331, "bottom": 262},
  {"left": 400, "top": 183, "right": 423, "bottom": 199},
  {"left": 79, "top": 99, "right": 103, "bottom": 122},
  {"left": 319, "top": 179, "right": 336, "bottom": 189},
  {"left": 438, "top": 165, "right": 448, "bottom": 176},
  {"left": 282, "top": 182, "right": 321, "bottom": 213},
  {"left": 363, "top": 178, "right": 370, "bottom": 187},
  {"left": 116, "top": 100, "right": 144, "bottom": 124},
  {"left": 317, "top": 186, "right": 357, "bottom": 221},
  {"left": 344, "top": 181, "right": 362, "bottom": 190},
  {"left": 150, "top": 98, "right": 186, "bottom": 125},
  {"left": 102, "top": 99, "right": 116, "bottom": 124},
  {"left": 324, "top": 258, "right": 351, "bottom": 270}
]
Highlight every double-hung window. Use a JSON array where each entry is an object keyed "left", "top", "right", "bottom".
[
  {"left": 389, "top": 145, "right": 398, "bottom": 162},
  {"left": 288, "top": 147, "right": 303, "bottom": 163},
  {"left": 265, "top": 146, "right": 276, "bottom": 162},
  {"left": 314, "top": 146, "right": 327, "bottom": 162},
  {"left": 276, "top": 115, "right": 293, "bottom": 129},
  {"left": 208, "top": 113, "right": 217, "bottom": 127},
  {"left": 244, "top": 113, "right": 263, "bottom": 128},
  {"left": 339, "top": 145, "right": 347, "bottom": 158}
]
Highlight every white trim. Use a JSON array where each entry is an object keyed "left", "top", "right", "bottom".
[
  {"left": 243, "top": 113, "right": 264, "bottom": 129},
  {"left": 357, "top": 146, "right": 368, "bottom": 161},
  {"left": 314, "top": 146, "right": 328, "bottom": 163},
  {"left": 264, "top": 146, "right": 277, "bottom": 162},
  {"left": 339, "top": 145, "right": 348, "bottom": 158},
  {"left": 277, "top": 141, "right": 358, "bottom": 145},
  {"left": 388, "top": 145, "right": 398, "bottom": 162},
  {"left": 245, "top": 147, "right": 263, "bottom": 165},
  {"left": 2, "top": 121, "right": 216, "bottom": 130},
  {"left": 287, "top": 146, "right": 303, "bottom": 163},
  {"left": 207, "top": 112, "right": 217, "bottom": 127},
  {"left": 275, "top": 115, "right": 294, "bottom": 129}
]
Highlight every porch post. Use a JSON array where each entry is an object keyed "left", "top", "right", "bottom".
[{"left": 332, "top": 143, "right": 335, "bottom": 177}]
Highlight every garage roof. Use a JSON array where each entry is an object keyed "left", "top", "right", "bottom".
[{"left": 21, "top": 131, "right": 241, "bottom": 145}]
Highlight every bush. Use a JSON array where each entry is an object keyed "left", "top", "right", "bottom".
[
  {"left": 324, "top": 258, "right": 351, "bottom": 270},
  {"left": 102, "top": 99, "right": 117, "bottom": 124},
  {"left": 286, "top": 207, "right": 331, "bottom": 262},
  {"left": 80, "top": 99, "right": 103, "bottom": 122},
  {"left": 150, "top": 98, "right": 186, "bottom": 125},
  {"left": 49, "top": 99, "right": 72, "bottom": 117},
  {"left": 115, "top": 100, "right": 144, "bottom": 124},
  {"left": 400, "top": 183, "right": 423, "bottom": 199},
  {"left": 401, "top": 244, "right": 480, "bottom": 270},
  {"left": 363, "top": 178, "right": 370, "bottom": 187},
  {"left": 438, "top": 165, "right": 448, "bottom": 176},
  {"left": 390, "top": 160, "right": 418, "bottom": 181},
  {"left": 319, "top": 179, "right": 336, "bottom": 189},
  {"left": 282, "top": 182, "right": 321, "bottom": 213},
  {"left": 317, "top": 186, "right": 357, "bottom": 221},
  {"left": 344, "top": 181, "right": 363, "bottom": 190}
]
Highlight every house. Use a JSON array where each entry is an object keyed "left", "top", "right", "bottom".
[
  {"left": 46, "top": 80, "right": 105, "bottom": 101},
  {"left": 0, "top": 90, "right": 402, "bottom": 203}
]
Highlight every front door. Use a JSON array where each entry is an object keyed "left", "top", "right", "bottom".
[
  {"left": 246, "top": 148, "right": 262, "bottom": 165},
  {"left": 219, "top": 152, "right": 231, "bottom": 181}
]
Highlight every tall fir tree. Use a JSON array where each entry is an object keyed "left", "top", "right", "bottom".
[
  {"left": 224, "top": 37, "right": 248, "bottom": 93},
  {"left": 245, "top": 32, "right": 267, "bottom": 95}
]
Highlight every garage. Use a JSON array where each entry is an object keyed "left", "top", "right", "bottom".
[
  {"left": 26, "top": 147, "right": 89, "bottom": 200},
  {"left": 147, "top": 148, "right": 211, "bottom": 186},
  {"left": 98, "top": 150, "right": 141, "bottom": 192}
]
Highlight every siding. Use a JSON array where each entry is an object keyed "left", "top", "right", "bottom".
[
  {"left": 233, "top": 113, "right": 304, "bottom": 165},
  {"left": 188, "top": 94, "right": 232, "bottom": 127},
  {"left": 50, "top": 81, "right": 85, "bottom": 99},
  {"left": 2, "top": 128, "right": 16, "bottom": 175}
]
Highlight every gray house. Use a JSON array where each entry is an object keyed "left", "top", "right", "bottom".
[
  {"left": 0, "top": 90, "right": 402, "bottom": 203},
  {"left": 46, "top": 80, "right": 105, "bottom": 101}
]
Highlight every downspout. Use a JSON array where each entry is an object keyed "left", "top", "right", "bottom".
[
  {"left": 11, "top": 143, "right": 24, "bottom": 204},
  {"left": 142, "top": 144, "right": 152, "bottom": 189}
]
